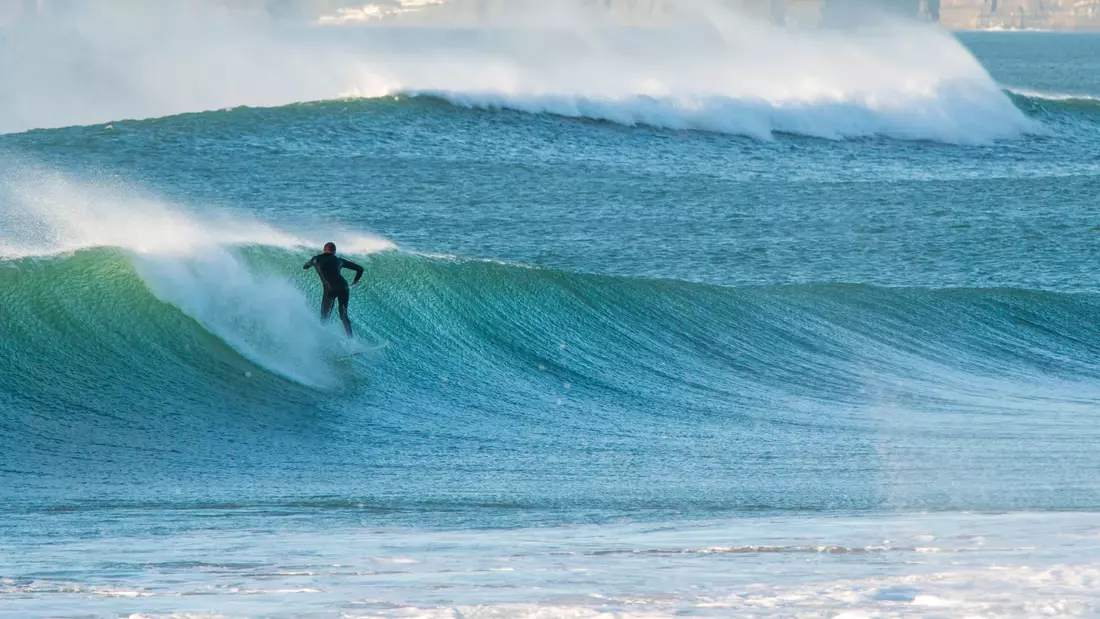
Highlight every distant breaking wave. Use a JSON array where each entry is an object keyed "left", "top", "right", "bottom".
[
  {"left": 367, "top": 87, "right": 1094, "bottom": 140},
  {"left": 1008, "top": 89, "right": 1100, "bottom": 115},
  {"left": 385, "top": 87, "right": 1037, "bottom": 142},
  {"left": 0, "top": 5, "right": 1037, "bottom": 143}
]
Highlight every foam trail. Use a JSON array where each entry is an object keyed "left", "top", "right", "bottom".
[
  {"left": 0, "top": 164, "right": 393, "bottom": 385},
  {"left": 0, "top": 0, "right": 1035, "bottom": 143},
  {"left": 133, "top": 248, "right": 346, "bottom": 387},
  {"left": 1010, "top": 89, "right": 1100, "bottom": 102}
]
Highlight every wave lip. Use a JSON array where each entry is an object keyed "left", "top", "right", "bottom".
[
  {"left": 414, "top": 80, "right": 1038, "bottom": 143},
  {"left": 1007, "top": 88, "right": 1100, "bottom": 116},
  {"left": 0, "top": 166, "right": 396, "bottom": 260}
]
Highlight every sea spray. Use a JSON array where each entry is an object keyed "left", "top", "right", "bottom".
[
  {"left": 0, "top": 1, "right": 1035, "bottom": 142},
  {"left": 0, "top": 164, "right": 394, "bottom": 385}
]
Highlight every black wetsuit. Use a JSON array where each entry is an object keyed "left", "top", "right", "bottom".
[{"left": 303, "top": 253, "right": 364, "bottom": 336}]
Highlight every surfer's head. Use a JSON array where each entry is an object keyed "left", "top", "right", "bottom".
[{"left": 323, "top": 242, "right": 336, "bottom": 254}]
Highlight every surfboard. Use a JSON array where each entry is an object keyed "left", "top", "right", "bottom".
[{"left": 335, "top": 340, "right": 390, "bottom": 362}]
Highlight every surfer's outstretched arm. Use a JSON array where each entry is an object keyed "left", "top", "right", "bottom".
[
  {"left": 342, "top": 259, "right": 364, "bottom": 285},
  {"left": 302, "top": 257, "right": 315, "bottom": 270}
]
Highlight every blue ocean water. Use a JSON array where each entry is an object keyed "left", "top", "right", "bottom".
[{"left": 2, "top": 12, "right": 1100, "bottom": 618}]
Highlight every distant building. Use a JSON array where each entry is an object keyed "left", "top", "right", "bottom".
[{"left": 937, "top": 0, "right": 1100, "bottom": 29}]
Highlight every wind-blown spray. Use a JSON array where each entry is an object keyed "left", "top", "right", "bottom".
[{"left": 0, "top": 0, "right": 1033, "bottom": 142}]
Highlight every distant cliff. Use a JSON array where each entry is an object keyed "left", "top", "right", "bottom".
[
  {"left": 311, "top": 0, "right": 1100, "bottom": 31},
  {"left": 938, "top": 0, "right": 1100, "bottom": 30},
  {"left": 4, "top": 0, "right": 1100, "bottom": 31}
]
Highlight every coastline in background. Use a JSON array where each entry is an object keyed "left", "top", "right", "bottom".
[{"left": 3, "top": 1, "right": 1100, "bottom": 32}]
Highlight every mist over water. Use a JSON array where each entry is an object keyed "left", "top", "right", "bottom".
[{"left": 1, "top": 0, "right": 1031, "bottom": 142}]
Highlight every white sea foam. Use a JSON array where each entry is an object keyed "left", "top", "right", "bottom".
[
  {"left": 0, "top": 1, "right": 1034, "bottom": 143},
  {"left": 7, "top": 512, "right": 1100, "bottom": 618},
  {"left": 1008, "top": 88, "right": 1100, "bottom": 102},
  {"left": 94, "top": 589, "right": 153, "bottom": 598},
  {"left": 124, "top": 615, "right": 229, "bottom": 619},
  {"left": 360, "top": 564, "right": 1099, "bottom": 618}
]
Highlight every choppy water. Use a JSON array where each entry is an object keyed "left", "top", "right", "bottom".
[{"left": 2, "top": 15, "right": 1100, "bottom": 619}]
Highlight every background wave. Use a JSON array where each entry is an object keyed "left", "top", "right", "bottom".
[
  {"left": 0, "top": 3, "right": 1032, "bottom": 143},
  {"left": 1009, "top": 89, "right": 1100, "bottom": 114}
]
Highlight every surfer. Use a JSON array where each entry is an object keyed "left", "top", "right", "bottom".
[{"left": 303, "top": 242, "right": 364, "bottom": 337}]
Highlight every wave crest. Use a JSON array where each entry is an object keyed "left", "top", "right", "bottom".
[
  {"left": 1, "top": 5, "right": 1032, "bottom": 143},
  {"left": 405, "top": 83, "right": 1036, "bottom": 142}
]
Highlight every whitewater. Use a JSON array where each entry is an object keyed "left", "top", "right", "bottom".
[
  {"left": 3, "top": 3, "right": 1100, "bottom": 618},
  {"left": 0, "top": 0, "right": 1038, "bottom": 142}
]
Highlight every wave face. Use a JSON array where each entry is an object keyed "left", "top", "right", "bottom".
[
  {"left": 0, "top": 2, "right": 1033, "bottom": 143},
  {"left": 5, "top": 240, "right": 1100, "bottom": 515},
  {"left": 8, "top": 243, "right": 1100, "bottom": 395}
]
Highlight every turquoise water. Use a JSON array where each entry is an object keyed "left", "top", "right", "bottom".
[{"left": 2, "top": 20, "right": 1100, "bottom": 618}]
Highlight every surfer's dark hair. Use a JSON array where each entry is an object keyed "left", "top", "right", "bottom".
[{"left": 323, "top": 242, "right": 336, "bottom": 253}]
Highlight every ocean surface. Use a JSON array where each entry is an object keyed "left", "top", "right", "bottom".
[{"left": 2, "top": 16, "right": 1100, "bottom": 618}]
